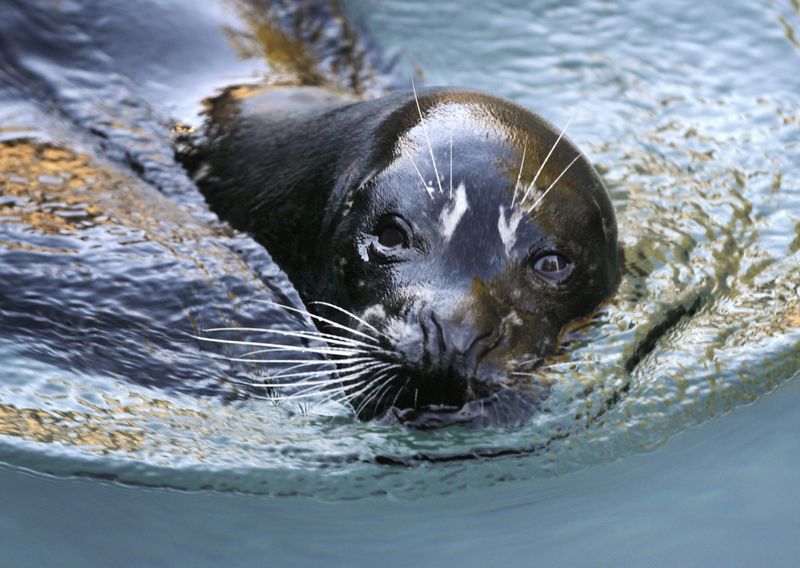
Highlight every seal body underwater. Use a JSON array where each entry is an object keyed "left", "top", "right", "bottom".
[{"left": 187, "top": 85, "right": 621, "bottom": 428}]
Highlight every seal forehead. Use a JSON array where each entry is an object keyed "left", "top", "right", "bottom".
[
  {"left": 344, "top": 88, "right": 619, "bottom": 291},
  {"left": 394, "top": 99, "right": 516, "bottom": 154},
  {"left": 396, "top": 93, "right": 615, "bottom": 244}
]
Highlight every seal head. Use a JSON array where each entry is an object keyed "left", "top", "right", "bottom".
[{"left": 191, "top": 87, "right": 620, "bottom": 428}]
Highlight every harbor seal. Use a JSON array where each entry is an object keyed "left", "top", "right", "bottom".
[{"left": 186, "top": 85, "right": 621, "bottom": 428}]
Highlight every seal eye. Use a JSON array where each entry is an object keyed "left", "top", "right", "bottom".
[
  {"left": 377, "top": 223, "right": 407, "bottom": 249},
  {"left": 533, "top": 253, "right": 572, "bottom": 281}
]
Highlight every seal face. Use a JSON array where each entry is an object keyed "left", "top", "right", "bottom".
[{"left": 190, "top": 87, "right": 620, "bottom": 428}]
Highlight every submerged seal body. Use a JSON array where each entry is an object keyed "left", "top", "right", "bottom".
[{"left": 189, "top": 86, "right": 620, "bottom": 427}]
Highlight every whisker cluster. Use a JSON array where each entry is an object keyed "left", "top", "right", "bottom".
[
  {"left": 513, "top": 112, "right": 580, "bottom": 212},
  {"left": 194, "top": 299, "right": 403, "bottom": 417},
  {"left": 404, "top": 77, "right": 580, "bottom": 216},
  {"left": 412, "top": 77, "right": 444, "bottom": 196}
]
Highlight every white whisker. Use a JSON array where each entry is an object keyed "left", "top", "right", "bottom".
[
  {"left": 264, "top": 382, "right": 356, "bottom": 402},
  {"left": 529, "top": 154, "right": 581, "bottom": 212},
  {"left": 194, "top": 336, "right": 364, "bottom": 357},
  {"left": 245, "top": 356, "right": 367, "bottom": 367},
  {"left": 271, "top": 361, "right": 316, "bottom": 374},
  {"left": 412, "top": 77, "right": 444, "bottom": 194},
  {"left": 538, "top": 360, "right": 591, "bottom": 370},
  {"left": 264, "top": 364, "right": 385, "bottom": 400},
  {"left": 203, "top": 326, "right": 377, "bottom": 350},
  {"left": 351, "top": 372, "right": 389, "bottom": 416},
  {"left": 312, "top": 376, "right": 374, "bottom": 410},
  {"left": 449, "top": 133, "right": 453, "bottom": 199},
  {"left": 200, "top": 353, "right": 353, "bottom": 366},
  {"left": 521, "top": 112, "right": 575, "bottom": 204},
  {"left": 256, "top": 300, "right": 381, "bottom": 344},
  {"left": 240, "top": 348, "right": 311, "bottom": 358},
  {"left": 257, "top": 377, "right": 341, "bottom": 390},
  {"left": 351, "top": 370, "right": 397, "bottom": 415},
  {"left": 370, "top": 374, "right": 400, "bottom": 415},
  {"left": 254, "top": 361, "right": 387, "bottom": 389},
  {"left": 281, "top": 360, "right": 384, "bottom": 382},
  {"left": 204, "top": 352, "right": 327, "bottom": 365},
  {"left": 514, "top": 356, "right": 541, "bottom": 367},
  {"left": 338, "top": 365, "right": 402, "bottom": 407},
  {"left": 268, "top": 357, "right": 374, "bottom": 368},
  {"left": 268, "top": 361, "right": 332, "bottom": 378},
  {"left": 389, "top": 376, "right": 410, "bottom": 410},
  {"left": 354, "top": 377, "right": 393, "bottom": 416},
  {"left": 280, "top": 364, "right": 395, "bottom": 403},
  {"left": 308, "top": 301, "right": 389, "bottom": 340},
  {"left": 511, "top": 140, "right": 527, "bottom": 208},
  {"left": 409, "top": 154, "right": 435, "bottom": 199}
]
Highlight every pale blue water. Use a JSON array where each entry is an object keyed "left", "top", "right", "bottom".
[
  {"left": 2, "top": 379, "right": 798, "bottom": 566},
  {"left": 1, "top": 0, "right": 800, "bottom": 565}
]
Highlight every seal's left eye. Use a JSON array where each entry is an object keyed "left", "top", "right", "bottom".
[
  {"left": 533, "top": 253, "right": 573, "bottom": 281},
  {"left": 377, "top": 223, "right": 407, "bottom": 249}
]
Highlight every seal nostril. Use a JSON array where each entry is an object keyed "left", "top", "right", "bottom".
[
  {"left": 415, "top": 305, "right": 432, "bottom": 372},
  {"left": 429, "top": 312, "right": 447, "bottom": 356},
  {"left": 466, "top": 326, "right": 500, "bottom": 362}
]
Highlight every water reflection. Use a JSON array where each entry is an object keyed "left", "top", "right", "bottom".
[{"left": 1, "top": 142, "right": 110, "bottom": 237}]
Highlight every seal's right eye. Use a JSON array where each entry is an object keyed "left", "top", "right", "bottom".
[
  {"left": 374, "top": 220, "right": 409, "bottom": 250},
  {"left": 532, "top": 253, "right": 573, "bottom": 282}
]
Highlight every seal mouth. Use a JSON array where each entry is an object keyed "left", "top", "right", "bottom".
[
  {"left": 264, "top": 302, "right": 553, "bottom": 429},
  {"left": 316, "top": 312, "right": 549, "bottom": 429},
  {"left": 375, "top": 387, "right": 543, "bottom": 429}
]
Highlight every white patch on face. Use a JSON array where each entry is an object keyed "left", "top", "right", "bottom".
[
  {"left": 498, "top": 205, "right": 524, "bottom": 258},
  {"left": 357, "top": 242, "right": 369, "bottom": 262},
  {"left": 360, "top": 303, "right": 387, "bottom": 323},
  {"left": 439, "top": 181, "right": 468, "bottom": 243}
]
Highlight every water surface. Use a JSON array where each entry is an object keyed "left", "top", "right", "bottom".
[{"left": 1, "top": 0, "right": 799, "bottom": 563}]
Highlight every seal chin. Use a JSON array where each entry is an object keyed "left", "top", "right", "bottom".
[{"left": 376, "top": 388, "right": 543, "bottom": 429}]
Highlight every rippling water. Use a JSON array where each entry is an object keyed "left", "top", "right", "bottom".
[{"left": 1, "top": 0, "right": 800, "bottom": 563}]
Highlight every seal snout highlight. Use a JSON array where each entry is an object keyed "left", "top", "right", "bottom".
[{"left": 380, "top": 298, "right": 511, "bottom": 411}]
